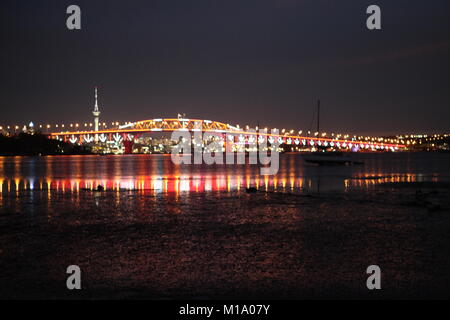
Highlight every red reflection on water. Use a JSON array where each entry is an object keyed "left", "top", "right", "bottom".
[
  {"left": 0, "top": 154, "right": 447, "bottom": 198},
  {"left": 0, "top": 175, "right": 289, "bottom": 193}
]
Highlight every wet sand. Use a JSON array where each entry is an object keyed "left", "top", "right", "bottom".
[{"left": 1, "top": 184, "right": 450, "bottom": 299}]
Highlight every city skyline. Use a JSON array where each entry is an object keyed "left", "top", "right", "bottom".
[
  {"left": 0, "top": 86, "right": 448, "bottom": 139},
  {"left": 1, "top": 1, "right": 450, "bottom": 303},
  {"left": 1, "top": 0, "right": 449, "bottom": 135}
]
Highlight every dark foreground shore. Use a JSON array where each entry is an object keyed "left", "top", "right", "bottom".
[{"left": 1, "top": 183, "right": 450, "bottom": 299}]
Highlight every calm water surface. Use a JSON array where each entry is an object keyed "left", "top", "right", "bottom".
[
  {"left": 0, "top": 152, "right": 449, "bottom": 195},
  {"left": 1, "top": 152, "right": 450, "bottom": 299}
]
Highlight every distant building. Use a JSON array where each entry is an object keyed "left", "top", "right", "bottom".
[{"left": 92, "top": 87, "right": 101, "bottom": 133}]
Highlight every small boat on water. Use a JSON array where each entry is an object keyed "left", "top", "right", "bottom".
[
  {"left": 301, "top": 99, "right": 363, "bottom": 166},
  {"left": 302, "top": 151, "right": 364, "bottom": 166}
]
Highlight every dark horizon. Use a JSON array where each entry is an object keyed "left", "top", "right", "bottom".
[{"left": 1, "top": 0, "right": 449, "bottom": 136}]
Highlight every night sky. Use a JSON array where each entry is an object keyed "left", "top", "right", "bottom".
[{"left": 1, "top": 0, "right": 449, "bottom": 135}]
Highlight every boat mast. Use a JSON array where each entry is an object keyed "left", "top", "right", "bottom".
[{"left": 317, "top": 99, "right": 320, "bottom": 134}]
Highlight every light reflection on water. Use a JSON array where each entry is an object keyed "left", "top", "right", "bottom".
[{"left": 0, "top": 153, "right": 449, "bottom": 196}]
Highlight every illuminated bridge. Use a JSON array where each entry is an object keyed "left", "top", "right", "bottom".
[{"left": 50, "top": 117, "right": 406, "bottom": 154}]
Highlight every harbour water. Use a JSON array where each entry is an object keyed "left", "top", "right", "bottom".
[
  {"left": 1, "top": 152, "right": 449, "bottom": 195},
  {"left": 1, "top": 153, "right": 449, "bottom": 299}
]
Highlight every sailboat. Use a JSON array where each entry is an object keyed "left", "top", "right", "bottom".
[{"left": 302, "top": 100, "right": 363, "bottom": 166}]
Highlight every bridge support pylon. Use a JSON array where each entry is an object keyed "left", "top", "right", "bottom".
[{"left": 123, "top": 140, "right": 134, "bottom": 154}]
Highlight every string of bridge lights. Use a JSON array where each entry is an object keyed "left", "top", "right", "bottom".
[{"left": 1, "top": 121, "right": 448, "bottom": 146}]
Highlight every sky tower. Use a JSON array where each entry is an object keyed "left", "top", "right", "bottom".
[{"left": 92, "top": 86, "right": 101, "bottom": 132}]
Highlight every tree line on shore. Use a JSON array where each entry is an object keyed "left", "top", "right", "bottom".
[{"left": 0, "top": 133, "right": 91, "bottom": 156}]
